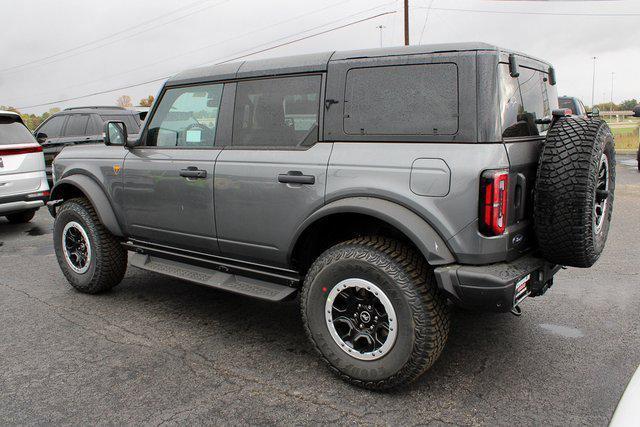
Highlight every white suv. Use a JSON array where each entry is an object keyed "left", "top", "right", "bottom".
[{"left": 0, "top": 111, "right": 49, "bottom": 223}]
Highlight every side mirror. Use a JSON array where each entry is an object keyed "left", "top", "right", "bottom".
[
  {"left": 35, "top": 132, "right": 47, "bottom": 144},
  {"left": 104, "top": 121, "right": 127, "bottom": 146},
  {"left": 588, "top": 106, "right": 600, "bottom": 118}
]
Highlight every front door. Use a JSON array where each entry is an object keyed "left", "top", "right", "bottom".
[
  {"left": 214, "top": 74, "right": 331, "bottom": 267},
  {"left": 122, "top": 82, "right": 225, "bottom": 254}
]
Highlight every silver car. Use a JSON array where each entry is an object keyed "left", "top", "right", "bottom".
[{"left": 0, "top": 111, "right": 49, "bottom": 223}]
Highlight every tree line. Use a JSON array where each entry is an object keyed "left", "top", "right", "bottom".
[
  {"left": 1, "top": 95, "right": 154, "bottom": 130},
  {"left": 592, "top": 99, "right": 639, "bottom": 112}
]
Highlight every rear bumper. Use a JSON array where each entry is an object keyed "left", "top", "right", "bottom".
[
  {"left": 0, "top": 195, "right": 46, "bottom": 214},
  {"left": 434, "top": 254, "right": 562, "bottom": 312}
]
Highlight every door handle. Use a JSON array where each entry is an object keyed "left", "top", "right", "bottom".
[
  {"left": 180, "top": 166, "right": 207, "bottom": 179},
  {"left": 278, "top": 171, "right": 315, "bottom": 185}
]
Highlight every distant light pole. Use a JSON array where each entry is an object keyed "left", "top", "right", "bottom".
[
  {"left": 376, "top": 25, "right": 386, "bottom": 48},
  {"left": 610, "top": 72, "right": 615, "bottom": 110},
  {"left": 591, "top": 56, "right": 596, "bottom": 107}
]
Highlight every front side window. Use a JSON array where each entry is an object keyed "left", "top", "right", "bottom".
[
  {"left": 0, "top": 117, "right": 35, "bottom": 145},
  {"left": 146, "top": 83, "right": 223, "bottom": 147},
  {"left": 499, "top": 64, "right": 557, "bottom": 138},
  {"left": 232, "top": 75, "right": 321, "bottom": 148},
  {"left": 38, "top": 115, "right": 66, "bottom": 138},
  {"left": 64, "top": 114, "right": 89, "bottom": 137}
]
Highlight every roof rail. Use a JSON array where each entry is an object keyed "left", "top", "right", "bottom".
[{"left": 63, "top": 106, "right": 126, "bottom": 111}]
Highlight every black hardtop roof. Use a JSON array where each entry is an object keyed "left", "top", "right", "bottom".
[{"left": 166, "top": 42, "right": 551, "bottom": 87}]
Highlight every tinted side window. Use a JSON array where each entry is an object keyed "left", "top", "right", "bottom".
[
  {"left": 343, "top": 63, "right": 459, "bottom": 136},
  {"left": 500, "top": 64, "right": 557, "bottom": 138},
  {"left": 38, "top": 115, "right": 66, "bottom": 138},
  {"left": 0, "top": 117, "right": 35, "bottom": 145},
  {"left": 146, "top": 83, "right": 223, "bottom": 147},
  {"left": 64, "top": 114, "right": 89, "bottom": 137},
  {"left": 232, "top": 75, "right": 321, "bottom": 147},
  {"left": 86, "top": 115, "right": 102, "bottom": 135},
  {"left": 101, "top": 114, "right": 140, "bottom": 133}
]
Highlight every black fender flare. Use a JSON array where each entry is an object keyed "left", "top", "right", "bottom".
[
  {"left": 289, "top": 197, "right": 455, "bottom": 266},
  {"left": 49, "top": 175, "right": 124, "bottom": 237}
]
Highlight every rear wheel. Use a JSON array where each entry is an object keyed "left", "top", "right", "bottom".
[
  {"left": 301, "top": 236, "right": 450, "bottom": 390},
  {"left": 53, "top": 198, "right": 127, "bottom": 293},
  {"left": 5, "top": 209, "right": 36, "bottom": 224}
]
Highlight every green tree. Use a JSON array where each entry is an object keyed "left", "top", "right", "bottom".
[{"left": 619, "top": 99, "right": 638, "bottom": 111}]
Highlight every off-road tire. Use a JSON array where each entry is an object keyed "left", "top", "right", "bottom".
[
  {"left": 301, "top": 236, "right": 450, "bottom": 390},
  {"left": 5, "top": 209, "right": 36, "bottom": 224},
  {"left": 534, "top": 117, "right": 615, "bottom": 267},
  {"left": 53, "top": 198, "right": 127, "bottom": 293}
]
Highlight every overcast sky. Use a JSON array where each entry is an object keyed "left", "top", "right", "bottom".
[{"left": 1, "top": 0, "right": 639, "bottom": 114}]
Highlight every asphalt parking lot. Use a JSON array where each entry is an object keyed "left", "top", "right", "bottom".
[{"left": 1, "top": 156, "right": 639, "bottom": 426}]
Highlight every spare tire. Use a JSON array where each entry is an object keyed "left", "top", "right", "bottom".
[{"left": 534, "top": 117, "right": 615, "bottom": 268}]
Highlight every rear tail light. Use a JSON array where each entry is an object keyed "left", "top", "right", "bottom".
[
  {"left": 479, "top": 169, "right": 509, "bottom": 236},
  {"left": 26, "top": 191, "right": 50, "bottom": 199},
  {"left": 0, "top": 146, "right": 43, "bottom": 156}
]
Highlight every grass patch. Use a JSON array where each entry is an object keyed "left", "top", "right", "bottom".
[{"left": 612, "top": 126, "right": 640, "bottom": 150}]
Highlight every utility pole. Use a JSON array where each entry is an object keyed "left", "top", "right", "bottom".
[
  {"left": 610, "top": 72, "right": 615, "bottom": 110},
  {"left": 591, "top": 57, "right": 596, "bottom": 107},
  {"left": 404, "top": 0, "right": 409, "bottom": 46},
  {"left": 376, "top": 25, "right": 386, "bottom": 48}
]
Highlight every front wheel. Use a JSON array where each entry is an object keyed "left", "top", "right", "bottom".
[
  {"left": 301, "top": 236, "right": 450, "bottom": 390},
  {"left": 53, "top": 198, "right": 127, "bottom": 293}
]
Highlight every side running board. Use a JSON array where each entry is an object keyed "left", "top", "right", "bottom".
[{"left": 129, "top": 253, "right": 298, "bottom": 302}]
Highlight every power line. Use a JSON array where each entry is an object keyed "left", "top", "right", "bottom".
[
  {"left": 29, "top": 0, "right": 360, "bottom": 99},
  {"left": 1, "top": 0, "right": 233, "bottom": 75},
  {"left": 412, "top": 5, "right": 640, "bottom": 17},
  {"left": 192, "top": 3, "right": 397, "bottom": 68},
  {"left": 418, "top": 0, "right": 435, "bottom": 44},
  {"left": 17, "top": 10, "right": 396, "bottom": 110},
  {"left": 0, "top": 0, "right": 210, "bottom": 73}
]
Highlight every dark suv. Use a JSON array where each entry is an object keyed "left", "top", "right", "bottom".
[
  {"left": 47, "top": 43, "right": 615, "bottom": 390},
  {"left": 34, "top": 106, "right": 142, "bottom": 183}
]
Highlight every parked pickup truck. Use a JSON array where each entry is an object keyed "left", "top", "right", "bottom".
[{"left": 47, "top": 42, "right": 615, "bottom": 390}]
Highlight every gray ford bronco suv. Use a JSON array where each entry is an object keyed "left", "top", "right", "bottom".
[{"left": 48, "top": 43, "right": 615, "bottom": 390}]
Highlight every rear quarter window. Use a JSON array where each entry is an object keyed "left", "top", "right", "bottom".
[
  {"left": 343, "top": 63, "right": 459, "bottom": 136},
  {"left": 0, "top": 116, "right": 36, "bottom": 145}
]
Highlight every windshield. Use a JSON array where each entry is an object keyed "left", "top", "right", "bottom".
[{"left": 0, "top": 116, "right": 36, "bottom": 145}]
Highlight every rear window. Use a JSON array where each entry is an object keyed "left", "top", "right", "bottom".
[
  {"left": 343, "top": 63, "right": 459, "bottom": 136},
  {"left": 100, "top": 114, "right": 141, "bottom": 133},
  {"left": 558, "top": 97, "right": 577, "bottom": 113},
  {"left": 0, "top": 116, "right": 35, "bottom": 145},
  {"left": 499, "top": 64, "right": 558, "bottom": 138}
]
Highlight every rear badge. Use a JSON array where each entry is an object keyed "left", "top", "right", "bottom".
[{"left": 113, "top": 164, "right": 121, "bottom": 175}]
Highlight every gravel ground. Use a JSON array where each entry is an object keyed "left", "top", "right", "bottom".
[{"left": 1, "top": 155, "right": 639, "bottom": 426}]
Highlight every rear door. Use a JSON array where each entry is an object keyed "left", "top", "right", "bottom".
[
  {"left": 122, "top": 82, "right": 226, "bottom": 254},
  {"left": 214, "top": 74, "right": 330, "bottom": 267},
  {"left": 499, "top": 60, "right": 558, "bottom": 253},
  {"left": 58, "top": 114, "right": 91, "bottom": 146}
]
